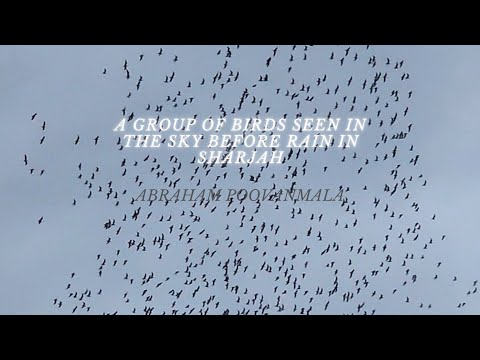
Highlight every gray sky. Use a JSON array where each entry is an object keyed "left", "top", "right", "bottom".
[{"left": 1, "top": 45, "right": 479, "bottom": 314}]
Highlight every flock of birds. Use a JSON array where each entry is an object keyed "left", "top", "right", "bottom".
[{"left": 23, "top": 45, "right": 478, "bottom": 314}]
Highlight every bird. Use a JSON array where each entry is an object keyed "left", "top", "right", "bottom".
[{"left": 22, "top": 45, "right": 470, "bottom": 317}]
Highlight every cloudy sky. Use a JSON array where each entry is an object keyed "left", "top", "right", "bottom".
[{"left": 0, "top": 45, "right": 479, "bottom": 314}]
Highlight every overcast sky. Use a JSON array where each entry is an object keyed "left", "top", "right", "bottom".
[{"left": 0, "top": 45, "right": 479, "bottom": 315}]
